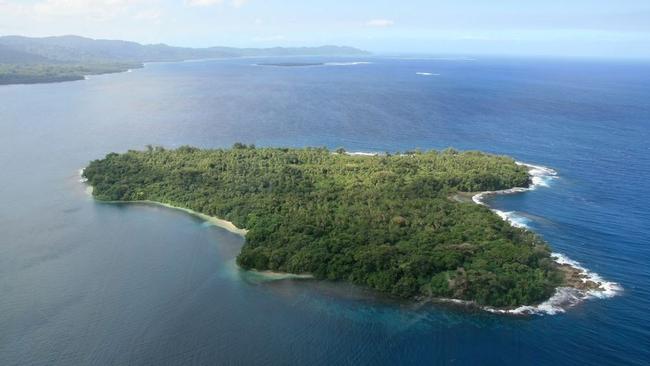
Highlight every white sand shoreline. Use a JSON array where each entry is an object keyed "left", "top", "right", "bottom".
[
  {"left": 130, "top": 200, "right": 249, "bottom": 237},
  {"left": 80, "top": 169, "right": 312, "bottom": 280},
  {"left": 101, "top": 199, "right": 315, "bottom": 279}
]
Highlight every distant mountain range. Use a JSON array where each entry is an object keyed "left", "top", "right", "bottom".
[
  {"left": 0, "top": 35, "right": 369, "bottom": 85},
  {"left": 0, "top": 35, "right": 369, "bottom": 65}
]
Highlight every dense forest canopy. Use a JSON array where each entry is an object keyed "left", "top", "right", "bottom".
[
  {"left": 84, "top": 145, "right": 563, "bottom": 307},
  {"left": 0, "top": 63, "right": 139, "bottom": 85}
]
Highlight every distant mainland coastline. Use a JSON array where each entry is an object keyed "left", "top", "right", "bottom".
[
  {"left": 0, "top": 35, "right": 369, "bottom": 85},
  {"left": 256, "top": 62, "right": 326, "bottom": 67}
]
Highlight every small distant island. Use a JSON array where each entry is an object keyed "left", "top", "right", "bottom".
[
  {"left": 83, "top": 145, "right": 573, "bottom": 308},
  {"left": 256, "top": 62, "right": 325, "bottom": 67},
  {"left": 0, "top": 35, "right": 369, "bottom": 85}
]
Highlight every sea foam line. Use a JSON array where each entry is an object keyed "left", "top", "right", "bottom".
[
  {"left": 486, "top": 252, "right": 623, "bottom": 316},
  {"left": 471, "top": 162, "right": 558, "bottom": 229},
  {"left": 79, "top": 168, "right": 88, "bottom": 183},
  {"left": 472, "top": 162, "right": 621, "bottom": 315},
  {"left": 324, "top": 61, "right": 372, "bottom": 66},
  {"left": 345, "top": 151, "right": 380, "bottom": 156}
]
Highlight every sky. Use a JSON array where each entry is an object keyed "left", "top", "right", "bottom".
[{"left": 1, "top": 0, "right": 650, "bottom": 58}]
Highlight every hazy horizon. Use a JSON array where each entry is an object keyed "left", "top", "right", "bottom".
[{"left": 1, "top": 1, "right": 649, "bottom": 59}]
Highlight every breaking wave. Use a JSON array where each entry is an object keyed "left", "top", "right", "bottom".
[
  {"left": 551, "top": 253, "right": 623, "bottom": 299},
  {"left": 487, "top": 253, "right": 623, "bottom": 315},
  {"left": 472, "top": 162, "right": 621, "bottom": 315},
  {"left": 493, "top": 210, "right": 530, "bottom": 229},
  {"left": 324, "top": 61, "right": 372, "bottom": 66},
  {"left": 78, "top": 168, "right": 88, "bottom": 183},
  {"left": 345, "top": 151, "right": 380, "bottom": 156}
]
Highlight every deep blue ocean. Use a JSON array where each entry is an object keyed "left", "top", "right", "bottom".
[{"left": 0, "top": 56, "right": 648, "bottom": 365}]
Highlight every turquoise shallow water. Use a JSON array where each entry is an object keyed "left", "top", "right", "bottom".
[{"left": 0, "top": 56, "right": 648, "bottom": 365}]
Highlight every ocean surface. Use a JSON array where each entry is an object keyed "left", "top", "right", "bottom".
[{"left": 0, "top": 56, "right": 648, "bottom": 365}]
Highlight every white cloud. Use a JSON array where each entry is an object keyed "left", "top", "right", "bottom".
[
  {"left": 232, "top": 0, "right": 248, "bottom": 8},
  {"left": 186, "top": 0, "right": 223, "bottom": 6},
  {"left": 185, "top": 0, "right": 248, "bottom": 7},
  {"left": 0, "top": 0, "right": 162, "bottom": 36},
  {"left": 366, "top": 19, "right": 395, "bottom": 28},
  {"left": 0, "top": 1, "right": 27, "bottom": 16},
  {"left": 252, "top": 34, "right": 285, "bottom": 42},
  {"left": 30, "top": 0, "right": 151, "bottom": 21},
  {"left": 133, "top": 9, "right": 162, "bottom": 23}
]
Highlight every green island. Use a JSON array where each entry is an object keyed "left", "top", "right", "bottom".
[
  {"left": 0, "top": 63, "right": 141, "bottom": 85},
  {"left": 83, "top": 145, "right": 564, "bottom": 308}
]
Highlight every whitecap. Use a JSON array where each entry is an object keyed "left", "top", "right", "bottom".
[
  {"left": 78, "top": 168, "right": 88, "bottom": 183},
  {"left": 344, "top": 151, "right": 381, "bottom": 156},
  {"left": 493, "top": 209, "right": 530, "bottom": 229},
  {"left": 487, "top": 287, "right": 584, "bottom": 315},
  {"left": 324, "top": 61, "right": 372, "bottom": 66},
  {"left": 416, "top": 72, "right": 440, "bottom": 76},
  {"left": 516, "top": 162, "right": 558, "bottom": 189},
  {"left": 389, "top": 56, "right": 476, "bottom": 61}
]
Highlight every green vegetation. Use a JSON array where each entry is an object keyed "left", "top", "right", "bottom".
[
  {"left": 84, "top": 145, "right": 563, "bottom": 308},
  {"left": 0, "top": 63, "right": 140, "bottom": 85},
  {"left": 0, "top": 35, "right": 369, "bottom": 85}
]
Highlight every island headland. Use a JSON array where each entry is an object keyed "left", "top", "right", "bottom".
[{"left": 82, "top": 145, "right": 618, "bottom": 312}]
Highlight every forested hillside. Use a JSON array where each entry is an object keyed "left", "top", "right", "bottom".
[
  {"left": 83, "top": 146, "right": 563, "bottom": 308},
  {"left": 0, "top": 35, "right": 369, "bottom": 85},
  {"left": 0, "top": 63, "right": 140, "bottom": 84}
]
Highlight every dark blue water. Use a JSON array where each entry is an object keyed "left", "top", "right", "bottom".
[{"left": 1, "top": 57, "right": 648, "bottom": 365}]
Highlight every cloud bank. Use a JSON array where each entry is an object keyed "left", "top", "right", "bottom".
[{"left": 366, "top": 19, "right": 395, "bottom": 28}]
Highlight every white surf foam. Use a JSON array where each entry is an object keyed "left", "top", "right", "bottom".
[
  {"left": 324, "top": 61, "right": 372, "bottom": 66},
  {"left": 487, "top": 253, "right": 623, "bottom": 315},
  {"left": 487, "top": 287, "right": 584, "bottom": 315},
  {"left": 551, "top": 253, "right": 623, "bottom": 299},
  {"left": 493, "top": 209, "right": 530, "bottom": 229},
  {"left": 78, "top": 168, "right": 88, "bottom": 183},
  {"left": 472, "top": 162, "right": 557, "bottom": 206},
  {"left": 389, "top": 56, "right": 476, "bottom": 61},
  {"left": 471, "top": 162, "right": 621, "bottom": 315},
  {"left": 416, "top": 72, "right": 440, "bottom": 76},
  {"left": 517, "top": 162, "right": 558, "bottom": 189},
  {"left": 340, "top": 151, "right": 381, "bottom": 156},
  {"left": 347, "top": 152, "right": 379, "bottom": 156},
  {"left": 472, "top": 187, "right": 528, "bottom": 205}
]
